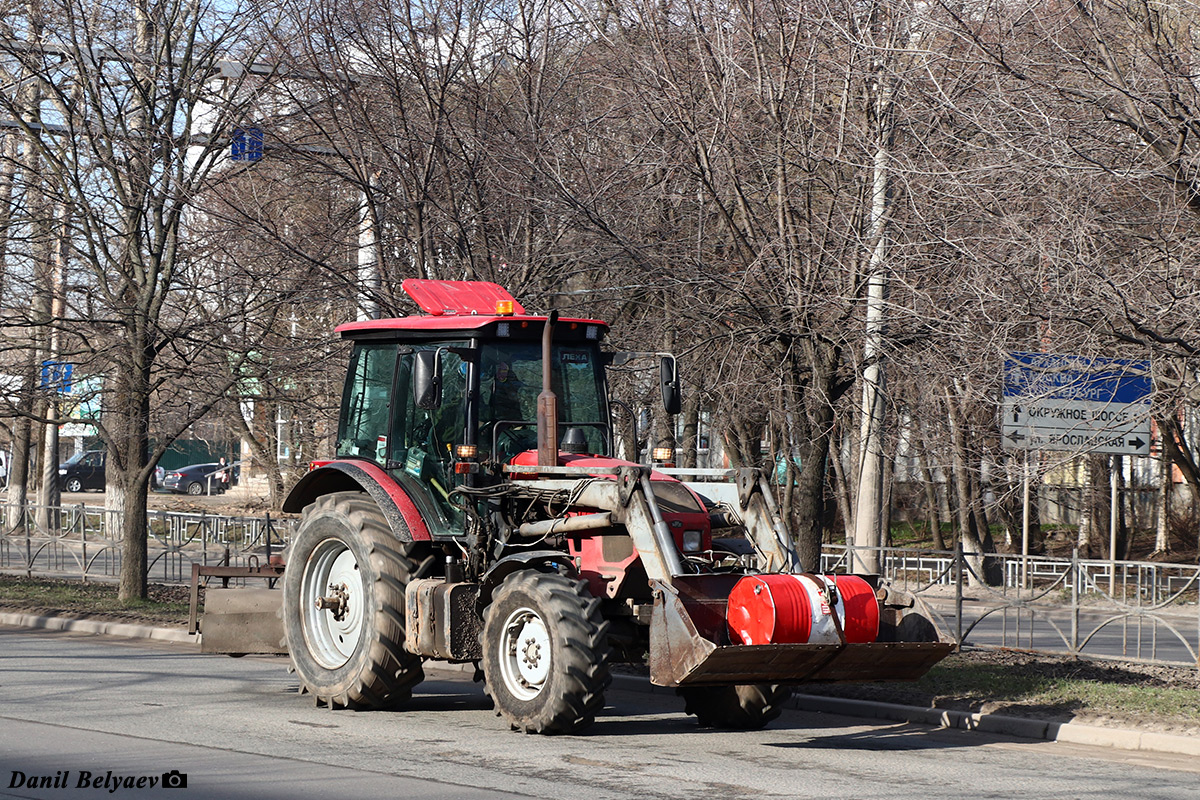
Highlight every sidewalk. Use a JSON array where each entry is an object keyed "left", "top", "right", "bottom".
[{"left": 3, "top": 610, "right": 1197, "bottom": 758}]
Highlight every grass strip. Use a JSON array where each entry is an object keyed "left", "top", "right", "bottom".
[
  {"left": 805, "top": 650, "right": 1200, "bottom": 729},
  {"left": 0, "top": 574, "right": 193, "bottom": 624}
]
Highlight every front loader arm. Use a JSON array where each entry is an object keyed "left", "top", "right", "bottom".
[
  {"left": 508, "top": 465, "right": 684, "bottom": 581},
  {"left": 510, "top": 465, "right": 801, "bottom": 580},
  {"left": 730, "top": 468, "right": 803, "bottom": 573}
]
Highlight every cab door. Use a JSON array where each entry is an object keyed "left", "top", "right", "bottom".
[{"left": 388, "top": 346, "right": 468, "bottom": 535}]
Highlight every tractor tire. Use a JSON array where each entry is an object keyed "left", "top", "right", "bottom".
[
  {"left": 282, "top": 491, "right": 432, "bottom": 710},
  {"left": 481, "top": 571, "right": 611, "bottom": 734},
  {"left": 678, "top": 684, "right": 791, "bottom": 730}
]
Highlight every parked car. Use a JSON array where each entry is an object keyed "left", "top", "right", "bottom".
[
  {"left": 59, "top": 450, "right": 105, "bottom": 493},
  {"left": 162, "top": 463, "right": 227, "bottom": 495}
]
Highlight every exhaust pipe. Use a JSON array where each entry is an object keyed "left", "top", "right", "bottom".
[{"left": 537, "top": 310, "right": 560, "bottom": 468}]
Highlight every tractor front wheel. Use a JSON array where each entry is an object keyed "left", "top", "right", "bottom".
[
  {"left": 678, "top": 684, "right": 791, "bottom": 730},
  {"left": 283, "top": 491, "right": 432, "bottom": 709},
  {"left": 481, "top": 571, "right": 611, "bottom": 734}
]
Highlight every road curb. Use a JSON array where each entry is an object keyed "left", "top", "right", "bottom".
[
  {"left": 0, "top": 611, "right": 194, "bottom": 644},
  {"left": 6, "top": 614, "right": 1196, "bottom": 757}
]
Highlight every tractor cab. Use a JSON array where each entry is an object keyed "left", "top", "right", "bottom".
[{"left": 330, "top": 279, "right": 611, "bottom": 534}]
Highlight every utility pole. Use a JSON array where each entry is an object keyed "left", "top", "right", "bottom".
[
  {"left": 851, "top": 31, "right": 896, "bottom": 576},
  {"left": 356, "top": 174, "right": 382, "bottom": 321},
  {"left": 37, "top": 203, "right": 68, "bottom": 522}
]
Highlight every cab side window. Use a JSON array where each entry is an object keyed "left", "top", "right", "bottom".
[{"left": 336, "top": 343, "right": 396, "bottom": 461}]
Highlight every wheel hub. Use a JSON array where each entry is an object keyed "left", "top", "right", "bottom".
[
  {"left": 521, "top": 637, "right": 542, "bottom": 669},
  {"left": 316, "top": 583, "right": 350, "bottom": 622}
]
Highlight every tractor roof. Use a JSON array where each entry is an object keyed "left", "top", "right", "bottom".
[{"left": 336, "top": 279, "right": 608, "bottom": 338}]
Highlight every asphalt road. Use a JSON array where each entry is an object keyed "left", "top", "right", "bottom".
[{"left": 1, "top": 628, "right": 1198, "bottom": 800}]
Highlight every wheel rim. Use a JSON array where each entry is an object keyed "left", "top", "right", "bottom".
[
  {"left": 498, "top": 606, "right": 552, "bottom": 701},
  {"left": 67, "top": 480, "right": 81, "bottom": 493},
  {"left": 300, "top": 538, "right": 366, "bottom": 670},
  {"left": 187, "top": 483, "right": 202, "bottom": 495}
]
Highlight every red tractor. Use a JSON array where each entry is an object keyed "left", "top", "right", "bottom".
[{"left": 201, "top": 279, "right": 953, "bottom": 734}]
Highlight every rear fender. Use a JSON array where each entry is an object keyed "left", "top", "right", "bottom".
[{"left": 283, "top": 460, "right": 431, "bottom": 542}]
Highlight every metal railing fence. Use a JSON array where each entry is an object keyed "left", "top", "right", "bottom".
[
  {"left": 0, "top": 502, "right": 296, "bottom": 584},
  {"left": 823, "top": 543, "right": 1200, "bottom": 669}
]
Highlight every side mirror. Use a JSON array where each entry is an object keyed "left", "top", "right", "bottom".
[
  {"left": 660, "top": 356, "right": 682, "bottom": 415},
  {"left": 413, "top": 349, "right": 442, "bottom": 410}
]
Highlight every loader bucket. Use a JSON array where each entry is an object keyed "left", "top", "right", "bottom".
[{"left": 648, "top": 576, "right": 955, "bottom": 688}]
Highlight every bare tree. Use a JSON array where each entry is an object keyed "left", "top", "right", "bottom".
[{"left": 0, "top": 0, "right": 275, "bottom": 599}]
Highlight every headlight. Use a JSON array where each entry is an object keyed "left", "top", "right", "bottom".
[
  {"left": 682, "top": 530, "right": 703, "bottom": 552},
  {"left": 58, "top": 469, "right": 67, "bottom": 475}
]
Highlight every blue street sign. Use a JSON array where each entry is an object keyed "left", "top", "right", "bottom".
[
  {"left": 40, "top": 361, "right": 73, "bottom": 393},
  {"left": 1003, "top": 352, "right": 1151, "bottom": 405},
  {"left": 231, "top": 126, "right": 263, "bottom": 161}
]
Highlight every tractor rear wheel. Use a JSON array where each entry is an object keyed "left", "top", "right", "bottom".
[
  {"left": 283, "top": 491, "right": 432, "bottom": 709},
  {"left": 481, "top": 571, "right": 611, "bottom": 734},
  {"left": 678, "top": 684, "right": 791, "bottom": 730}
]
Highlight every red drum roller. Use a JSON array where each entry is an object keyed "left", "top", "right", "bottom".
[
  {"left": 833, "top": 575, "right": 880, "bottom": 644},
  {"left": 726, "top": 574, "right": 879, "bottom": 646}
]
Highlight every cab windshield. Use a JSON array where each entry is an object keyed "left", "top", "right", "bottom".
[{"left": 479, "top": 342, "right": 607, "bottom": 458}]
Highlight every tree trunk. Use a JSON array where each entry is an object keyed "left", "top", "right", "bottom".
[
  {"left": 679, "top": 391, "right": 700, "bottom": 469},
  {"left": 788, "top": 342, "right": 841, "bottom": 571},
  {"left": 880, "top": 451, "right": 895, "bottom": 549},
  {"left": 1114, "top": 455, "right": 1129, "bottom": 560},
  {"left": 118, "top": 476, "right": 150, "bottom": 601},
  {"left": 1154, "top": 448, "right": 1171, "bottom": 555},
  {"left": 829, "top": 432, "right": 854, "bottom": 545},
  {"left": 5, "top": 391, "right": 33, "bottom": 531},
  {"left": 947, "top": 391, "right": 999, "bottom": 586},
  {"left": 1076, "top": 457, "right": 1092, "bottom": 554},
  {"left": 108, "top": 347, "right": 154, "bottom": 601},
  {"left": 792, "top": 402, "right": 835, "bottom": 573},
  {"left": 917, "top": 452, "right": 946, "bottom": 550},
  {"left": 938, "top": 469, "right": 956, "bottom": 547},
  {"left": 0, "top": 133, "right": 17, "bottom": 297},
  {"left": 231, "top": 404, "right": 284, "bottom": 507},
  {"left": 969, "top": 462, "right": 990, "bottom": 550}
]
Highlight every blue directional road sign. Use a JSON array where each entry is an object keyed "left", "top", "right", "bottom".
[
  {"left": 1002, "top": 353, "right": 1152, "bottom": 455},
  {"left": 40, "top": 360, "right": 73, "bottom": 394}
]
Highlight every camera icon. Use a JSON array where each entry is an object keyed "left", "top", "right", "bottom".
[{"left": 161, "top": 770, "right": 188, "bottom": 789}]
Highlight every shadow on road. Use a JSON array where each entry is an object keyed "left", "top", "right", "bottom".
[{"left": 763, "top": 721, "right": 1041, "bottom": 751}]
